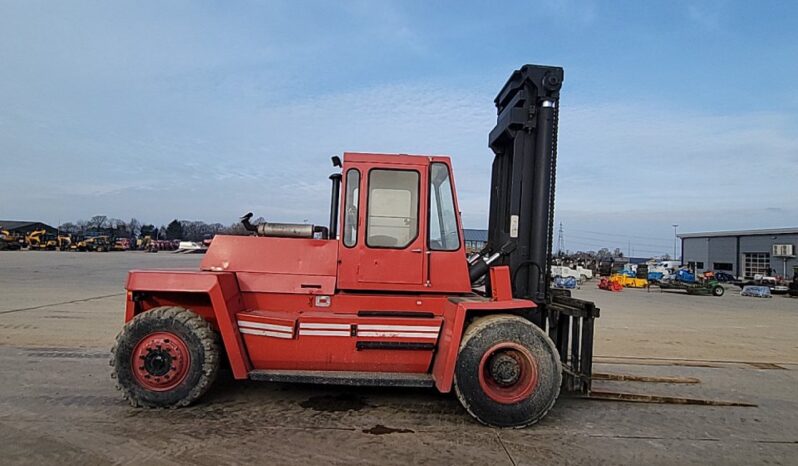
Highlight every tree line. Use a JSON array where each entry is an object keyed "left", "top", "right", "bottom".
[{"left": 57, "top": 215, "right": 264, "bottom": 242}]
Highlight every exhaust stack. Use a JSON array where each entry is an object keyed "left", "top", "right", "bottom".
[
  {"left": 328, "top": 173, "right": 342, "bottom": 239},
  {"left": 240, "top": 213, "right": 327, "bottom": 239}
]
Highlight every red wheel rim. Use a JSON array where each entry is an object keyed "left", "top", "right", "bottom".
[
  {"left": 131, "top": 331, "right": 191, "bottom": 392},
  {"left": 478, "top": 342, "right": 539, "bottom": 404}
]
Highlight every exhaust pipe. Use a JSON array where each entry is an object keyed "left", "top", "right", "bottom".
[
  {"left": 328, "top": 173, "right": 342, "bottom": 240},
  {"left": 241, "top": 213, "right": 320, "bottom": 239}
]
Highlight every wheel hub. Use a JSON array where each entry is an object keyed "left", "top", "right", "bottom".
[
  {"left": 131, "top": 332, "right": 190, "bottom": 391},
  {"left": 478, "top": 342, "right": 539, "bottom": 404},
  {"left": 142, "top": 349, "right": 173, "bottom": 377},
  {"left": 489, "top": 353, "right": 521, "bottom": 386}
]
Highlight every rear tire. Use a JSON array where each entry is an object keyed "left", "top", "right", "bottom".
[
  {"left": 454, "top": 314, "right": 562, "bottom": 428},
  {"left": 111, "top": 306, "right": 220, "bottom": 408}
]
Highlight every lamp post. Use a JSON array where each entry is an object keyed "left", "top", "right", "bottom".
[{"left": 672, "top": 224, "right": 679, "bottom": 262}]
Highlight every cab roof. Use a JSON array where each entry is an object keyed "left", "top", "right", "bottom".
[{"left": 343, "top": 152, "right": 452, "bottom": 166}]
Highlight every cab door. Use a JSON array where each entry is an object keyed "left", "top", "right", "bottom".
[{"left": 357, "top": 165, "right": 425, "bottom": 285}]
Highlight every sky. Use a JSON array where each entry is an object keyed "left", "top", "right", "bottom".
[{"left": 1, "top": 0, "right": 797, "bottom": 256}]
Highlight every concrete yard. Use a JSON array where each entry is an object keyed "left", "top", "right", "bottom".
[{"left": 0, "top": 251, "right": 796, "bottom": 465}]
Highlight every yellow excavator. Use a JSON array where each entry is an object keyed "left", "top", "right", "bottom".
[
  {"left": 0, "top": 227, "right": 22, "bottom": 250},
  {"left": 74, "top": 235, "right": 110, "bottom": 252},
  {"left": 44, "top": 235, "right": 72, "bottom": 251},
  {"left": 24, "top": 229, "right": 48, "bottom": 250}
]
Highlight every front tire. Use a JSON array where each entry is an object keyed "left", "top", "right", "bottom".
[
  {"left": 111, "top": 306, "right": 220, "bottom": 408},
  {"left": 454, "top": 314, "right": 562, "bottom": 428},
  {"left": 712, "top": 285, "right": 724, "bottom": 297}
]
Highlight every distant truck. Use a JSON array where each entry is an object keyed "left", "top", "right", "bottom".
[
  {"left": 647, "top": 261, "right": 680, "bottom": 280},
  {"left": 551, "top": 265, "right": 593, "bottom": 283},
  {"left": 656, "top": 260, "right": 681, "bottom": 271}
]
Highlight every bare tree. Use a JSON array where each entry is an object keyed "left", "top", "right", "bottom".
[
  {"left": 88, "top": 215, "right": 108, "bottom": 230},
  {"left": 128, "top": 218, "right": 141, "bottom": 237},
  {"left": 76, "top": 219, "right": 88, "bottom": 234},
  {"left": 58, "top": 222, "right": 79, "bottom": 234},
  {"left": 107, "top": 218, "right": 127, "bottom": 235}
]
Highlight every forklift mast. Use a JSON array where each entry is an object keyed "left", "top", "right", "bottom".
[
  {"left": 486, "top": 64, "right": 561, "bottom": 304},
  {"left": 475, "top": 64, "right": 600, "bottom": 392}
]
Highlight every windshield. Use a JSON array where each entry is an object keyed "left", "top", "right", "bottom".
[{"left": 428, "top": 163, "right": 460, "bottom": 251}]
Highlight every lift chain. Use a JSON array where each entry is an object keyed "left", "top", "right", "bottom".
[{"left": 545, "top": 101, "right": 560, "bottom": 295}]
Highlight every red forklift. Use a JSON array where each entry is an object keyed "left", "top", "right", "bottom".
[{"left": 112, "top": 64, "right": 599, "bottom": 427}]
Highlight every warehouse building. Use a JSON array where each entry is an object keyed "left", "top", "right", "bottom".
[
  {"left": 0, "top": 220, "right": 57, "bottom": 236},
  {"left": 679, "top": 227, "right": 798, "bottom": 279},
  {"left": 463, "top": 229, "right": 488, "bottom": 253}
]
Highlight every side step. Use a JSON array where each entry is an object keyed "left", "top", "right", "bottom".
[{"left": 249, "top": 370, "right": 435, "bottom": 388}]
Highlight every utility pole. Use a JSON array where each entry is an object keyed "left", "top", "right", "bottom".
[
  {"left": 672, "top": 224, "right": 679, "bottom": 262},
  {"left": 557, "top": 222, "right": 565, "bottom": 256}
]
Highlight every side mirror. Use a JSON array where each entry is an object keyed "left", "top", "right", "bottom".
[{"left": 331, "top": 155, "right": 342, "bottom": 168}]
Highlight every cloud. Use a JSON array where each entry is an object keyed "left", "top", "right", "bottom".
[
  {"left": 552, "top": 98, "right": 798, "bottom": 252},
  {"left": 2, "top": 72, "right": 796, "bottom": 246},
  {"left": 544, "top": 0, "right": 599, "bottom": 25},
  {"left": 556, "top": 101, "right": 798, "bottom": 210},
  {"left": 0, "top": 0, "right": 795, "bottom": 251},
  {"left": 686, "top": 1, "right": 723, "bottom": 31}
]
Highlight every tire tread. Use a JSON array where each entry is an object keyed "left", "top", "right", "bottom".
[
  {"left": 110, "top": 306, "right": 220, "bottom": 408},
  {"left": 454, "top": 314, "right": 562, "bottom": 428}
]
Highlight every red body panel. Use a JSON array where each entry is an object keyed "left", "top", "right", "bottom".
[
  {"left": 239, "top": 310, "right": 441, "bottom": 372},
  {"left": 123, "top": 153, "right": 534, "bottom": 393},
  {"left": 236, "top": 272, "right": 336, "bottom": 295},
  {"left": 490, "top": 266, "right": 513, "bottom": 301},
  {"left": 201, "top": 235, "right": 338, "bottom": 276}
]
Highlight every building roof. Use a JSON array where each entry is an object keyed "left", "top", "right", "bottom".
[
  {"left": 463, "top": 228, "right": 488, "bottom": 242},
  {"left": 628, "top": 256, "right": 655, "bottom": 264},
  {"left": 678, "top": 227, "right": 798, "bottom": 239},
  {"left": 0, "top": 220, "right": 54, "bottom": 231}
]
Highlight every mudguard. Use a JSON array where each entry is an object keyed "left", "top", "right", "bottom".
[{"left": 125, "top": 270, "right": 251, "bottom": 379}]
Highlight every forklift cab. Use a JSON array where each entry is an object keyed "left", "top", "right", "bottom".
[{"left": 335, "top": 153, "right": 471, "bottom": 293}]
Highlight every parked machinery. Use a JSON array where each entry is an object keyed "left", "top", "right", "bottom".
[
  {"left": 74, "top": 235, "right": 111, "bottom": 252},
  {"left": 114, "top": 238, "right": 131, "bottom": 251},
  {"left": 44, "top": 235, "right": 72, "bottom": 251},
  {"left": 111, "top": 64, "right": 599, "bottom": 427},
  {"left": 0, "top": 227, "right": 22, "bottom": 250},
  {"left": 136, "top": 236, "right": 177, "bottom": 252},
  {"left": 609, "top": 274, "right": 648, "bottom": 288},
  {"left": 22, "top": 229, "right": 48, "bottom": 249},
  {"left": 658, "top": 272, "right": 725, "bottom": 297}
]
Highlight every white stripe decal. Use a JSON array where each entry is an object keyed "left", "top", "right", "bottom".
[
  {"left": 357, "top": 331, "right": 439, "bottom": 339},
  {"left": 299, "top": 330, "right": 351, "bottom": 337},
  {"left": 299, "top": 323, "right": 351, "bottom": 330},
  {"left": 237, "top": 321, "right": 294, "bottom": 333},
  {"left": 240, "top": 328, "right": 294, "bottom": 339},
  {"left": 357, "top": 325, "right": 440, "bottom": 332}
]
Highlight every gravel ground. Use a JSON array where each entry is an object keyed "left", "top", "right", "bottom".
[{"left": 0, "top": 251, "right": 796, "bottom": 465}]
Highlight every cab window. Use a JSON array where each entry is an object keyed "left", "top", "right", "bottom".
[
  {"left": 428, "top": 163, "right": 460, "bottom": 251},
  {"left": 366, "top": 169, "right": 419, "bottom": 248},
  {"left": 343, "top": 169, "right": 360, "bottom": 247}
]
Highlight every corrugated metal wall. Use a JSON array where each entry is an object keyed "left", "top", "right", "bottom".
[{"left": 682, "top": 233, "right": 798, "bottom": 278}]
